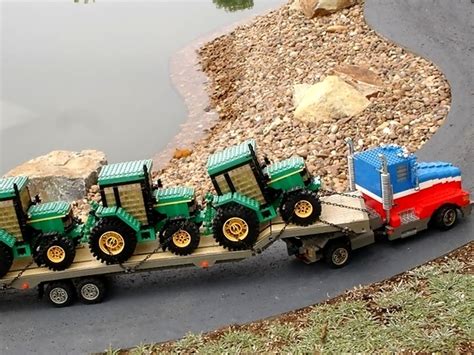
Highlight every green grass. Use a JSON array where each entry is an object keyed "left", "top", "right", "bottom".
[{"left": 107, "top": 244, "right": 473, "bottom": 354}]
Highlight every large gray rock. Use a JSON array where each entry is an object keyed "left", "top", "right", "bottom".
[
  {"left": 5, "top": 150, "right": 107, "bottom": 202},
  {"left": 294, "top": 75, "right": 370, "bottom": 123},
  {"left": 299, "top": 0, "right": 356, "bottom": 18}
]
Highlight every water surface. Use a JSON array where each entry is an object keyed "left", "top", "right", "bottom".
[{"left": 1, "top": 0, "right": 283, "bottom": 174}]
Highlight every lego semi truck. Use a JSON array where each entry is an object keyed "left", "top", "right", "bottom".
[{"left": 0, "top": 141, "right": 470, "bottom": 307}]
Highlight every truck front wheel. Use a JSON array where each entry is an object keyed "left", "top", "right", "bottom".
[
  {"left": 89, "top": 219, "right": 137, "bottom": 264},
  {"left": 213, "top": 204, "right": 259, "bottom": 251},
  {"left": 433, "top": 205, "right": 458, "bottom": 231},
  {"left": 0, "top": 244, "right": 13, "bottom": 278},
  {"left": 280, "top": 189, "right": 321, "bottom": 226}
]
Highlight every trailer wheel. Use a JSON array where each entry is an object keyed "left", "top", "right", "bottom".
[
  {"left": 280, "top": 189, "right": 321, "bottom": 226},
  {"left": 160, "top": 220, "right": 200, "bottom": 255},
  {"left": 45, "top": 281, "right": 75, "bottom": 307},
  {"left": 213, "top": 204, "right": 259, "bottom": 251},
  {"left": 432, "top": 205, "right": 458, "bottom": 231},
  {"left": 39, "top": 233, "right": 76, "bottom": 271},
  {"left": 0, "top": 243, "right": 13, "bottom": 278},
  {"left": 323, "top": 242, "right": 351, "bottom": 268},
  {"left": 76, "top": 277, "right": 107, "bottom": 305},
  {"left": 89, "top": 218, "right": 137, "bottom": 264}
]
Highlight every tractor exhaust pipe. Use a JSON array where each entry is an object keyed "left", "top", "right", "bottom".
[
  {"left": 379, "top": 154, "right": 393, "bottom": 223},
  {"left": 345, "top": 138, "right": 355, "bottom": 191}
]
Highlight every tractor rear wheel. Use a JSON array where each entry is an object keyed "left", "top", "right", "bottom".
[
  {"left": 160, "top": 220, "right": 200, "bottom": 256},
  {"left": 89, "top": 218, "right": 137, "bottom": 264},
  {"left": 212, "top": 204, "right": 259, "bottom": 251},
  {"left": 0, "top": 243, "right": 13, "bottom": 278},
  {"left": 38, "top": 233, "right": 76, "bottom": 271},
  {"left": 280, "top": 189, "right": 321, "bottom": 226}
]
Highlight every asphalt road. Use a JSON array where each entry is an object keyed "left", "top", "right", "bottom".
[{"left": 1, "top": 1, "right": 472, "bottom": 354}]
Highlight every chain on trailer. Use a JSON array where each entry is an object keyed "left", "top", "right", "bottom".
[{"left": 317, "top": 188, "right": 371, "bottom": 237}]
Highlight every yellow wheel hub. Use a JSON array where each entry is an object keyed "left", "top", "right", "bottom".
[
  {"left": 99, "top": 231, "right": 125, "bottom": 256},
  {"left": 294, "top": 200, "right": 313, "bottom": 218},
  {"left": 223, "top": 217, "right": 249, "bottom": 242},
  {"left": 172, "top": 230, "right": 192, "bottom": 248},
  {"left": 47, "top": 245, "right": 66, "bottom": 263}
]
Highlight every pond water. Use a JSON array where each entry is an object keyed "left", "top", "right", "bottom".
[{"left": 0, "top": 0, "right": 284, "bottom": 174}]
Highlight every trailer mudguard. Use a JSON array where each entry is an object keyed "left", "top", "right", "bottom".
[
  {"left": 95, "top": 206, "right": 141, "bottom": 232},
  {"left": 0, "top": 229, "right": 16, "bottom": 248}
]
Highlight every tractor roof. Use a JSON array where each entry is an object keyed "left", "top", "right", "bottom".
[
  {"left": 98, "top": 159, "right": 153, "bottom": 186},
  {"left": 28, "top": 201, "right": 71, "bottom": 220},
  {"left": 207, "top": 140, "right": 256, "bottom": 176},
  {"left": 0, "top": 176, "right": 28, "bottom": 200}
]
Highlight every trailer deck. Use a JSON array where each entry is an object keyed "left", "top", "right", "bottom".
[{"left": 1, "top": 193, "right": 370, "bottom": 290}]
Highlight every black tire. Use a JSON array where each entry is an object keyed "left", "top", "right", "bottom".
[
  {"left": 45, "top": 281, "right": 75, "bottom": 307},
  {"left": 0, "top": 243, "right": 13, "bottom": 278},
  {"left": 212, "top": 203, "right": 259, "bottom": 251},
  {"left": 432, "top": 205, "right": 458, "bottom": 231},
  {"left": 89, "top": 218, "right": 137, "bottom": 264},
  {"left": 323, "top": 241, "right": 351, "bottom": 269},
  {"left": 280, "top": 189, "right": 321, "bottom": 226},
  {"left": 160, "top": 220, "right": 200, "bottom": 256},
  {"left": 37, "top": 233, "right": 76, "bottom": 271},
  {"left": 76, "top": 277, "right": 107, "bottom": 305}
]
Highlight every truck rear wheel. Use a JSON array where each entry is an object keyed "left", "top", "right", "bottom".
[
  {"left": 160, "top": 220, "right": 200, "bottom": 256},
  {"left": 432, "top": 205, "right": 458, "bottom": 231},
  {"left": 45, "top": 281, "right": 75, "bottom": 307},
  {"left": 323, "top": 241, "right": 351, "bottom": 268},
  {"left": 39, "top": 233, "right": 76, "bottom": 271},
  {"left": 280, "top": 189, "right": 321, "bottom": 226},
  {"left": 89, "top": 219, "right": 137, "bottom": 264},
  {"left": 76, "top": 277, "right": 107, "bottom": 305},
  {"left": 212, "top": 204, "right": 259, "bottom": 251},
  {"left": 0, "top": 243, "right": 13, "bottom": 278}
]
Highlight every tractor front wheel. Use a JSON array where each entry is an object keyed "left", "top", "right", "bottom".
[
  {"left": 89, "top": 219, "right": 137, "bottom": 264},
  {"left": 212, "top": 204, "right": 259, "bottom": 251},
  {"left": 160, "top": 220, "right": 200, "bottom": 256},
  {"left": 280, "top": 189, "right": 321, "bottom": 226},
  {"left": 0, "top": 243, "right": 13, "bottom": 278},
  {"left": 38, "top": 233, "right": 76, "bottom": 271}
]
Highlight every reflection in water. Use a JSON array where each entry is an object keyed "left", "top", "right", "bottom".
[{"left": 213, "top": 0, "right": 254, "bottom": 12}]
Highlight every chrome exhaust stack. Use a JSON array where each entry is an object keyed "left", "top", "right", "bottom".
[
  {"left": 379, "top": 154, "right": 393, "bottom": 223},
  {"left": 345, "top": 138, "right": 355, "bottom": 192}
]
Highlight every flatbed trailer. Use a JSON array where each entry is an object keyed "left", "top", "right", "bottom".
[{"left": 0, "top": 193, "right": 375, "bottom": 307}]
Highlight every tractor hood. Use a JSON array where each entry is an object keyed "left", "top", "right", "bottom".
[
  {"left": 28, "top": 201, "right": 71, "bottom": 221},
  {"left": 264, "top": 156, "right": 305, "bottom": 182},
  {"left": 154, "top": 186, "right": 195, "bottom": 205}
]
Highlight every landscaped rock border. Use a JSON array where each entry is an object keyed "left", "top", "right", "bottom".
[{"left": 158, "top": 0, "right": 451, "bottom": 197}]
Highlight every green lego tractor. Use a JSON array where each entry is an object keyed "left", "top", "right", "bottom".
[
  {"left": 85, "top": 159, "right": 202, "bottom": 264},
  {"left": 205, "top": 140, "right": 321, "bottom": 250},
  {"left": 0, "top": 176, "right": 83, "bottom": 277}
]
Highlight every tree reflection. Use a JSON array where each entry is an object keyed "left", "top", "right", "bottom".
[{"left": 213, "top": 0, "right": 254, "bottom": 12}]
